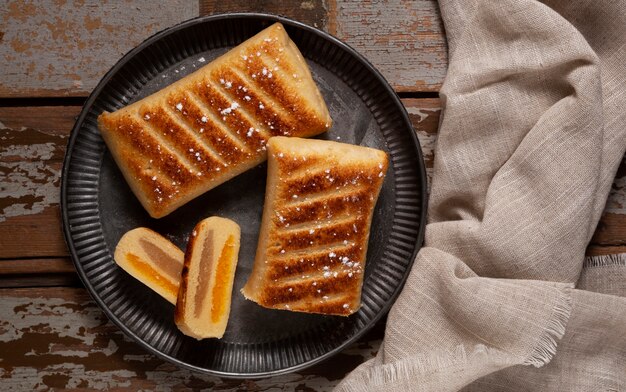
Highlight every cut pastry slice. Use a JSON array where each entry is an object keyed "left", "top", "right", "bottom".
[
  {"left": 114, "top": 227, "right": 184, "bottom": 304},
  {"left": 175, "top": 217, "right": 241, "bottom": 339},
  {"left": 241, "top": 137, "right": 389, "bottom": 316},
  {"left": 98, "top": 22, "right": 332, "bottom": 218}
]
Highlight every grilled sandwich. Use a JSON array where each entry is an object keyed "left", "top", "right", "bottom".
[
  {"left": 114, "top": 227, "right": 185, "bottom": 304},
  {"left": 98, "top": 23, "right": 332, "bottom": 218},
  {"left": 175, "top": 217, "right": 241, "bottom": 339},
  {"left": 241, "top": 137, "right": 389, "bottom": 316}
]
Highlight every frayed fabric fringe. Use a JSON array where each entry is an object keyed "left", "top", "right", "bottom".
[
  {"left": 340, "top": 343, "right": 515, "bottom": 391},
  {"left": 339, "top": 287, "right": 573, "bottom": 392},
  {"left": 522, "top": 288, "right": 572, "bottom": 367},
  {"left": 584, "top": 253, "right": 626, "bottom": 268}
]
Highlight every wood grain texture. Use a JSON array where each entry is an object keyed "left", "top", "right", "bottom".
[
  {"left": 0, "top": 287, "right": 380, "bottom": 391},
  {"left": 333, "top": 0, "right": 448, "bottom": 92},
  {"left": 0, "top": 0, "right": 199, "bottom": 97},
  {"left": 0, "top": 258, "right": 79, "bottom": 288},
  {"left": 201, "top": 0, "right": 448, "bottom": 92},
  {"left": 586, "top": 245, "right": 626, "bottom": 256},
  {"left": 0, "top": 0, "right": 446, "bottom": 97},
  {"left": 0, "top": 107, "right": 79, "bottom": 258},
  {"left": 200, "top": 0, "right": 330, "bottom": 29}
]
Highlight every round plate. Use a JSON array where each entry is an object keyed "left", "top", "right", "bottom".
[{"left": 62, "top": 13, "right": 426, "bottom": 378}]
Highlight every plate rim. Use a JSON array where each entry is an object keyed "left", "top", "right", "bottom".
[{"left": 61, "top": 12, "right": 428, "bottom": 378}]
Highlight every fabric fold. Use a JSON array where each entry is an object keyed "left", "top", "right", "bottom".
[{"left": 337, "top": 0, "right": 626, "bottom": 390}]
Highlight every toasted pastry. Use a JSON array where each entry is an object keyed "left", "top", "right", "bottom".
[
  {"left": 241, "top": 137, "right": 389, "bottom": 316},
  {"left": 175, "top": 217, "right": 241, "bottom": 339},
  {"left": 98, "top": 23, "right": 332, "bottom": 218},
  {"left": 114, "top": 227, "right": 184, "bottom": 304}
]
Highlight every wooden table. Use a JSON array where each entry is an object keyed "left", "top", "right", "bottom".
[{"left": 1, "top": 1, "right": 624, "bottom": 390}]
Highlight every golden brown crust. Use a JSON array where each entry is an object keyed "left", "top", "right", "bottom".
[
  {"left": 242, "top": 137, "right": 388, "bottom": 316},
  {"left": 98, "top": 23, "right": 332, "bottom": 218}
]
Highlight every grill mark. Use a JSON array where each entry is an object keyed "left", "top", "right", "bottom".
[
  {"left": 264, "top": 240, "right": 353, "bottom": 261},
  {"left": 238, "top": 54, "right": 323, "bottom": 131},
  {"left": 266, "top": 296, "right": 356, "bottom": 316},
  {"left": 269, "top": 216, "right": 367, "bottom": 251},
  {"left": 162, "top": 105, "right": 229, "bottom": 166},
  {"left": 299, "top": 298, "right": 357, "bottom": 316},
  {"left": 183, "top": 91, "right": 261, "bottom": 156},
  {"left": 162, "top": 94, "right": 242, "bottom": 164},
  {"left": 216, "top": 67, "right": 300, "bottom": 136},
  {"left": 266, "top": 244, "right": 363, "bottom": 281},
  {"left": 274, "top": 190, "right": 372, "bottom": 227},
  {"left": 259, "top": 271, "right": 358, "bottom": 311},
  {"left": 114, "top": 148, "right": 177, "bottom": 203},
  {"left": 280, "top": 167, "right": 380, "bottom": 200},
  {"left": 257, "top": 39, "right": 301, "bottom": 80},
  {"left": 101, "top": 113, "right": 198, "bottom": 188},
  {"left": 243, "top": 34, "right": 324, "bottom": 127},
  {"left": 274, "top": 209, "right": 355, "bottom": 232},
  {"left": 208, "top": 77, "right": 277, "bottom": 141},
  {"left": 175, "top": 92, "right": 253, "bottom": 162},
  {"left": 189, "top": 81, "right": 269, "bottom": 153},
  {"left": 280, "top": 182, "right": 367, "bottom": 207},
  {"left": 139, "top": 105, "right": 226, "bottom": 175},
  {"left": 269, "top": 268, "right": 358, "bottom": 290},
  {"left": 270, "top": 155, "right": 324, "bottom": 178}
]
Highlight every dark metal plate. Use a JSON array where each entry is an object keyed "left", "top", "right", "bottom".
[{"left": 61, "top": 13, "right": 426, "bottom": 378}]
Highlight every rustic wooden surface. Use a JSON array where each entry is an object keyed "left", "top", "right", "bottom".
[
  {"left": 0, "top": 0, "right": 624, "bottom": 390},
  {"left": 0, "top": 0, "right": 199, "bottom": 97},
  {"left": 0, "top": 0, "right": 445, "bottom": 97}
]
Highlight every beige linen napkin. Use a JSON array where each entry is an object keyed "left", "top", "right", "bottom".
[{"left": 337, "top": 0, "right": 626, "bottom": 390}]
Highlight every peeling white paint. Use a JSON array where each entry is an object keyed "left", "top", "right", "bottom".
[
  {"left": 1, "top": 292, "right": 379, "bottom": 390},
  {"left": 0, "top": 297, "right": 103, "bottom": 344},
  {"left": 336, "top": 1, "right": 447, "bottom": 90},
  {"left": 0, "top": 143, "right": 61, "bottom": 222},
  {"left": 406, "top": 107, "right": 432, "bottom": 123},
  {"left": 51, "top": 339, "right": 118, "bottom": 358},
  {"left": 415, "top": 129, "right": 437, "bottom": 161},
  {"left": 41, "top": 364, "right": 136, "bottom": 390},
  {"left": 300, "top": 0, "right": 316, "bottom": 10},
  {"left": 63, "top": 368, "right": 136, "bottom": 390},
  {"left": 2, "top": 142, "right": 56, "bottom": 160},
  {"left": 415, "top": 129, "right": 437, "bottom": 190}
]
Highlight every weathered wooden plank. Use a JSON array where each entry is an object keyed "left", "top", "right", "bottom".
[
  {"left": 0, "top": 107, "right": 77, "bottom": 258},
  {"left": 590, "top": 155, "right": 626, "bottom": 246},
  {"left": 0, "top": 287, "right": 380, "bottom": 390},
  {"left": 586, "top": 245, "right": 626, "bottom": 257},
  {"left": 1, "top": 0, "right": 446, "bottom": 97},
  {"left": 0, "top": 258, "right": 78, "bottom": 288},
  {"left": 0, "top": 0, "right": 199, "bottom": 97},
  {"left": 0, "top": 105, "right": 81, "bottom": 134},
  {"left": 403, "top": 98, "right": 440, "bottom": 185},
  {"left": 333, "top": 0, "right": 447, "bottom": 92},
  {"left": 1, "top": 102, "right": 624, "bottom": 261},
  {"left": 200, "top": 0, "right": 330, "bottom": 29},
  {"left": 200, "top": 0, "right": 448, "bottom": 92},
  {"left": 592, "top": 213, "right": 626, "bottom": 246}
]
